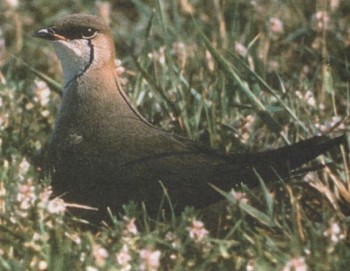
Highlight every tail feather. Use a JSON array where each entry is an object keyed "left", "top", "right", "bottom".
[
  {"left": 264, "top": 134, "right": 347, "bottom": 170},
  {"left": 229, "top": 134, "right": 347, "bottom": 178}
]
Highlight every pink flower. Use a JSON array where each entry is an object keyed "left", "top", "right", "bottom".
[{"left": 187, "top": 219, "right": 209, "bottom": 242}]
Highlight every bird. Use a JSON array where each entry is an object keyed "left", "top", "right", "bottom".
[{"left": 33, "top": 14, "right": 346, "bottom": 224}]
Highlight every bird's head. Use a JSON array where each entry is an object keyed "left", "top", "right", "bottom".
[{"left": 34, "top": 14, "right": 116, "bottom": 87}]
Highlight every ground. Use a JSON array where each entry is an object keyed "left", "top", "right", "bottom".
[{"left": 0, "top": 0, "right": 349, "bottom": 270}]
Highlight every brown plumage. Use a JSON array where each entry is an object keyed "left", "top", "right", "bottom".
[{"left": 34, "top": 14, "right": 345, "bottom": 224}]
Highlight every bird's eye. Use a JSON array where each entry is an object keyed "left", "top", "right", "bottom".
[
  {"left": 55, "top": 27, "right": 98, "bottom": 40},
  {"left": 48, "top": 27, "right": 56, "bottom": 34},
  {"left": 81, "top": 28, "right": 97, "bottom": 39}
]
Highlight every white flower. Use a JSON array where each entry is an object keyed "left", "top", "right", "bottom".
[
  {"left": 33, "top": 80, "right": 51, "bottom": 107},
  {"left": 92, "top": 245, "right": 109, "bottom": 267},
  {"left": 18, "top": 158, "right": 30, "bottom": 176},
  {"left": 139, "top": 249, "right": 161, "bottom": 271},
  {"left": 116, "top": 244, "right": 132, "bottom": 271},
  {"left": 165, "top": 232, "right": 180, "bottom": 249},
  {"left": 4, "top": 0, "right": 18, "bottom": 8},
  {"left": 41, "top": 110, "right": 51, "bottom": 118},
  {"left": 17, "top": 178, "right": 36, "bottom": 211},
  {"left": 311, "top": 11, "right": 330, "bottom": 32},
  {"left": 304, "top": 90, "right": 316, "bottom": 107},
  {"left": 47, "top": 198, "right": 66, "bottom": 215},
  {"left": 38, "top": 260, "right": 48, "bottom": 270},
  {"left": 282, "top": 257, "right": 307, "bottom": 271},
  {"left": 324, "top": 222, "right": 346, "bottom": 244},
  {"left": 148, "top": 47, "right": 166, "bottom": 65},
  {"left": 315, "top": 115, "right": 344, "bottom": 133},
  {"left": 295, "top": 90, "right": 316, "bottom": 107},
  {"left": 268, "top": 18, "right": 284, "bottom": 36},
  {"left": 235, "top": 42, "right": 248, "bottom": 57},
  {"left": 230, "top": 189, "right": 249, "bottom": 204},
  {"left": 123, "top": 217, "right": 138, "bottom": 235}
]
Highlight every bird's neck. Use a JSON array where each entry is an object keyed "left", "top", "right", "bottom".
[{"left": 58, "top": 65, "right": 144, "bottom": 131}]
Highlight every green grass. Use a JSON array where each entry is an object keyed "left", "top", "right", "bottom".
[{"left": 1, "top": 0, "right": 350, "bottom": 270}]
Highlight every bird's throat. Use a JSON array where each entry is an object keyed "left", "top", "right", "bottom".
[{"left": 53, "top": 39, "right": 94, "bottom": 88}]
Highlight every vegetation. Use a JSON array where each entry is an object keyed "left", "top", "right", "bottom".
[{"left": 1, "top": 0, "right": 349, "bottom": 270}]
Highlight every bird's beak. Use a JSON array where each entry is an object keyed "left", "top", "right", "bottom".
[{"left": 33, "top": 28, "right": 67, "bottom": 41}]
